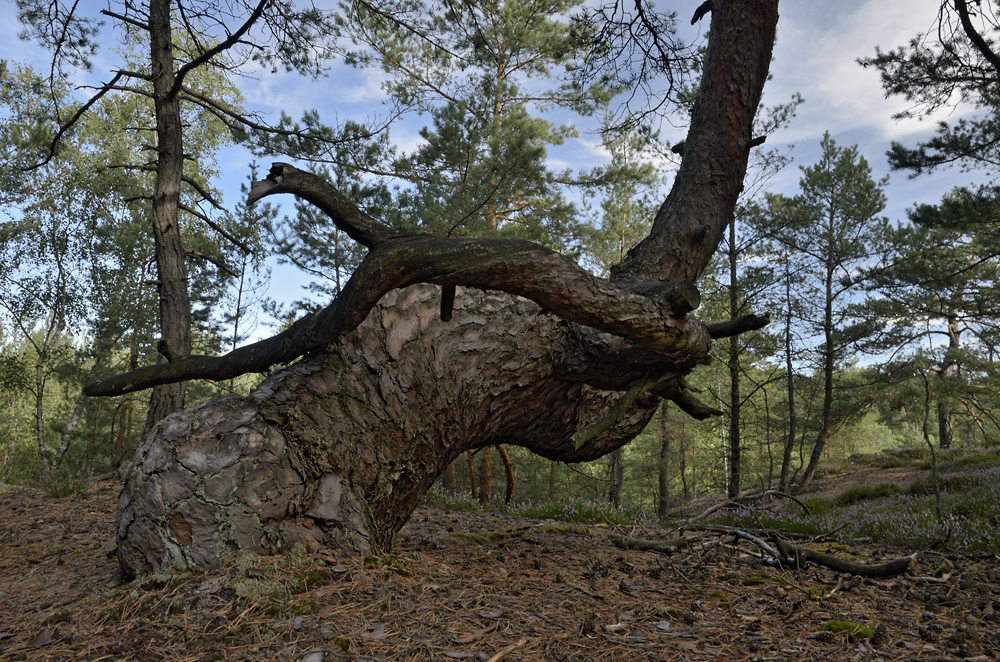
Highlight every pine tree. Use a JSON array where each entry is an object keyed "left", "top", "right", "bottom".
[{"left": 764, "top": 133, "right": 891, "bottom": 491}]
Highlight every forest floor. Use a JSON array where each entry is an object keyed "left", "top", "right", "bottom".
[{"left": 1, "top": 453, "right": 999, "bottom": 662}]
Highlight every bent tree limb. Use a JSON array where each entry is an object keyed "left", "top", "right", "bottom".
[
  {"left": 772, "top": 537, "right": 914, "bottom": 578},
  {"left": 85, "top": 165, "right": 712, "bottom": 400}
]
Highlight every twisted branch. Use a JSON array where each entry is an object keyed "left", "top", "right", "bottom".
[{"left": 85, "top": 164, "right": 716, "bottom": 398}]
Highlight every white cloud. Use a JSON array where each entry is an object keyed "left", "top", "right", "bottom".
[{"left": 766, "top": 0, "right": 955, "bottom": 144}]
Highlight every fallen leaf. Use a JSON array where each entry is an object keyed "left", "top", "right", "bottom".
[
  {"left": 299, "top": 652, "right": 325, "bottom": 662},
  {"left": 443, "top": 652, "right": 477, "bottom": 659},
  {"left": 478, "top": 610, "right": 503, "bottom": 619},
  {"left": 453, "top": 623, "right": 496, "bottom": 644}
]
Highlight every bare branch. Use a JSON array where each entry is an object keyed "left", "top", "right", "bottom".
[
  {"left": 169, "top": 0, "right": 270, "bottom": 98},
  {"left": 100, "top": 8, "right": 149, "bottom": 31},
  {"left": 181, "top": 175, "right": 226, "bottom": 212},
  {"left": 178, "top": 203, "right": 253, "bottom": 255},
  {"left": 691, "top": 0, "right": 712, "bottom": 24},
  {"left": 185, "top": 249, "right": 238, "bottom": 278},
  {"left": 248, "top": 162, "right": 400, "bottom": 246},
  {"left": 23, "top": 71, "right": 125, "bottom": 171},
  {"left": 956, "top": 0, "right": 1000, "bottom": 78},
  {"left": 707, "top": 313, "right": 771, "bottom": 339},
  {"left": 772, "top": 537, "right": 915, "bottom": 578}
]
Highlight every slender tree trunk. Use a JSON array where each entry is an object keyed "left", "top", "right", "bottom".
[
  {"left": 680, "top": 415, "right": 690, "bottom": 499},
  {"left": 921, "top": 370, "right": 943, "bottom": 522},
  {"left": 796, "top": 255, "right": 835, "bottom": 492},
  {"left": 497, "top": 444, "right": 515, "bottom": 504},
  {"left": 608, "top": 448, "right": 624, "bottom": 506},
  {"left": 779, "top": 266, "right": 797, "bottom": 491},
  {"left": 936, "top": 311, "right": 960, "bottom": 450},
  {"left": 34, "top": 354, "right": 49, "bottom": 471},
  {"left": 657, "top": 401, "right": 671, "bottom": 519},
  {"left": 763, "top": 388, "right": 774, "bottom": 487},
  {"left": 30, "top": 314, "right": 64, "bottom": 473},
  {"left": 144, "top": 0, "right": 192, "bottom": 433},
  {"left": 467, "top": 451, "right": 478, "bottom": 501},
  {"left": 937, "top": 405, "right": 954, "bottom": 450},
  {"left": 478, "top": 446, "right": 493, "bottom": 505},
  {"left": 727, "top": 219, "right": 741, "bottom": 498},
  {"left": 442, "top": 461, "right": 455, "bottom": 493}
]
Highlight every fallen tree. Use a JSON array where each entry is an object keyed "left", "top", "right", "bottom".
[{"left": 86, "top": 0, "right": 780, "bottom": 579}]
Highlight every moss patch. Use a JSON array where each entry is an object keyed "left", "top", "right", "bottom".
[{"left": 823, "top": 620, "right": 875, "bottom": 638}]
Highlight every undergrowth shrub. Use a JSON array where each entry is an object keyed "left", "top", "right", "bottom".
[
  {"left": 721, "top": 466, "right": 1000, "bottom": 553},
  {"left": 425, "top": 486, "right": 650, "bottom": 526},
  {"left": 833, "top": 483, "right": 902, "bottom": 506}
]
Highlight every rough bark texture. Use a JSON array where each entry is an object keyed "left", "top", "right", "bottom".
[
  {"left": 117, "top": 287, "right": 658, "bottom": 576},
  {"left": 610, "top": 0, "right": 778, "bottom": 285},
  {"left": 114, "top": 0, "right": 780, "bottom": 577}
]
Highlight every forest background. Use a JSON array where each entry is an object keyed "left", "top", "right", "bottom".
[{"left": 1, "top": 0, "right": 999, "bottom": 524}]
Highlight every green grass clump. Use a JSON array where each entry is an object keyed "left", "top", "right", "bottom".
[
  {"left": 742, "top": 572, "right": 788, "bottom": 587},
  {"left": 713, "top": 455, "right": 1000, "bottom": 554}
]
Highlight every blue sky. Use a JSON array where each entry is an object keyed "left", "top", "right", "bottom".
[{"left": 1, "top": 0, "right": 991, "bottom": 325}]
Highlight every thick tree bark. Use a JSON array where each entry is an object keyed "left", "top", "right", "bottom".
[
  {"left": 117, "top": 287, "right": 661, "bottom": 574},
  {"left": 112, "top": 0, "right": 780, "bottom": 577}
]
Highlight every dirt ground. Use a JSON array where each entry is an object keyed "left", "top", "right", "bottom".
[{"left": 1, "top": 474, "right": 998, "bottom": 662}]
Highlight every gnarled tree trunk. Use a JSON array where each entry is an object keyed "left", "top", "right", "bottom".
[
  {"left": 100, "top": 0, "right": 780, "bottom": 578},
  {"left": 117, "top": 287, "right": 661, "bottom": 574}
]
